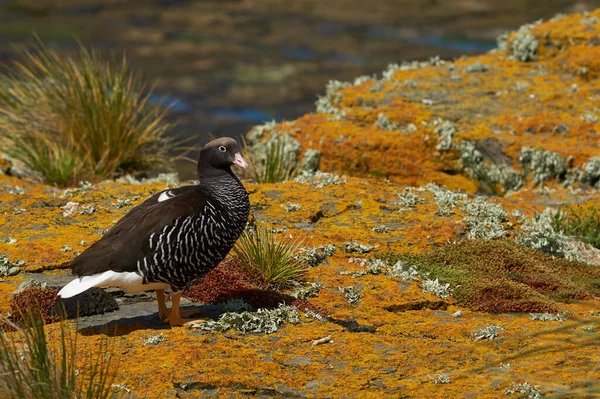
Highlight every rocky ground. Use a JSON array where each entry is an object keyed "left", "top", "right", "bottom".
[{"left": 1, "top": 8, "right": 600, "bottom": 399}]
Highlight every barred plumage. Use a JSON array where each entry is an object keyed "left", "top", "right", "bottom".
[{"left": 58, "top": 137, "right": 250, "bottom": 327}]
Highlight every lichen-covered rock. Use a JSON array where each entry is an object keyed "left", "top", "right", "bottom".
[
  {"left": 0, "top": 9, "right": 599, "bottom": 398},
  {"left": 245, "top": 10, "right": 600, "bottom": 195}
]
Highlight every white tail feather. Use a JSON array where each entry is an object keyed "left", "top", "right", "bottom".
[{"left": 58, "top": 271, "right": 169, "bottom": 298}]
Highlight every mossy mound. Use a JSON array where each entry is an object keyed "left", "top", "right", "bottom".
[{"left": 384, "top": 239, "right": 600, "bottom": 313}]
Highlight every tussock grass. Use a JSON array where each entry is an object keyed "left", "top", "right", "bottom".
[
  {"left": 0, "top": 37, "right": 172, "bottom": 186},
  {"left": 241, "top": 136, "right": 297, "bottom": 183},
  {"left": 552, "top": 205, "right": 600, "bottom": 250},
  {"left": 232, "top": 224, "right": 306, "bottom": 288},
  {"left": 0, "top": 312, "right": 116, "bottom": 399}
]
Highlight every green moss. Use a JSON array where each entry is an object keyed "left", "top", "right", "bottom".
[{"left": 379, "top": 240, "right": 600, "bottom": 313}]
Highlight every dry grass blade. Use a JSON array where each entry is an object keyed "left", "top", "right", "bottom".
[
  {"left": 0, "top": 310, "right": 116, "bottom": 399},
  {"left": 0, "top": 36, "right": 173, "bottom": 186},
  {"left": 232, "top": 224, "right": 307, "bottom": 289}
]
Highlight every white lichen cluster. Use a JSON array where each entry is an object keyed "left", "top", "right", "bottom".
[
  {"left": 517, "top": 208, "right": 576, "bottom": 259},
  {"left": 431, "top": 374, "right": 451, "bottom": 384},
  {"left": 505, "top": 382, "right": 542, "bottom": 399},
  {"left": 581, "top": 156, "right": 600, "bottom": 188},
  {"left": 300, "top": 149, "right": 322, "bottom": 173},
  {"left": 459, "top": 141, "right": 524, "bottom": 193},
  {"left": 220, "top": 298, "right": 252, "bottom": 312},
  {"left": 61, "top": 181, "right": 95, "bottom": 198},
  {"left": 113, "top": 197, "right": 137, "bottom": 208},
  {"left": 315, "top": 80, "right": 350, "bottom": 121},
  {"left": 375, "top": 113, "right": 401, "bottom": 132},
  {"left": 193, "top": 304, "right": 300, "bottom": 334},
  {"left": 529, "top": 313, "right": 567, "bottom": 321},
  {"left": 304, "top": 308, "right": 328, "bottom": 322},
  {"left": 344, "top": 241, "right": 375, "bottom": 253},
  {"left": 294, "top": 170, "right": 347, "bottom": 188},
  {"left": 426, "top": 183, "right": 468, "bottom": 216},
  {"left": 111, "top": 383, "right": 132, "bottom": 393},
  {"left": 116, "top": 173, "right": 179, "bottom": 185},
  {"left": 388, "top": 260, "right": 421, "bottom": 281},
  {"left": 297, "top": 244, "right": 336, "bottom": 267},
  {"left": 247, "top": 119, "right": 278, "bottom": 142},
  {"left": 338, "top": 285, "right": 363, "bottom": 303},
  {"left": 432, "top": 119, "right": 456, "bottom": 152},
  {"left": 465, "top": 62, "right": 489, "bottom": 73},
  {"left": 519, "top": 147, "right": 567, "bottom": 186},
  {"left": 372, "top": 225, "right": 390, "bottom": 233},
  {"left": 421, "top": 278, "right": 453, "bottom": 299},
  {"left": 0, "top": 256, "right": 21, "bottom": 278},
  {"left": 509, "top": 25, "right": 539, "bottom": 62},
  {"left": 582, "top": 325, "right": 596, "bottom": 332},
  {"left": 79, "top": 205, "right": 96, "bottom": 215},
  {"left": 291, "top": 282, "right": 324, "bottom": 299},
  {"left": 341, "top": 258, "right": 387, "bottom": 277},
  {"left": 5, "top": 185, "right": 25, "bottom": 195},
  {"left": 461, "top": 196, "right": 509, "bottom": 240},
  {"left": 396, "top": 187, "right": 423, "bottom": 209},
  {"left": 282, "top": 202, "right": 301, "bottom": 212},
  {"left": 143, "top": 333, "right": 165, "bottom": 346},
  {"left": 61, "top": 201, "right": 80, "bottom": 217},
  {"left": 473, "top": 324, "right": 505, "bottom": 341}
]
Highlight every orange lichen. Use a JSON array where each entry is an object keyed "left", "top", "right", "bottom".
[{"left": 1, "top": 9, "right": 600, "bottom": 398}]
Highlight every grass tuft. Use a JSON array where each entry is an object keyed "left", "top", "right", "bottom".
[
  {"left": 232, "top": 224, "right": 307, "bottom": 289},
  {"left": 0, "top": 37, "right": 172, "bottom": 186},
  {"left": 241, "top": 136, "right": 298, "bottom": 183},
  {"left": 0, "top": 311, "right": 116, "bottom": 399},
  {"left": 551, "top": 205, "right": 600, "bottom": 250}
]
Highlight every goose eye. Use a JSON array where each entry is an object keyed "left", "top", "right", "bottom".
[{"left": 218, "top": 145, "right": 227, "bottom": 152}]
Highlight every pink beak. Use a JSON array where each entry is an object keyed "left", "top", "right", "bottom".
[{"left": 233, "top": 152, "right": 248, "bottom": 169}]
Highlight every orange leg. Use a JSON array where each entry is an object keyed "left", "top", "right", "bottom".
[
  {"left": 164, "top": 291, "right": 208, "bottom": 327},
  {"left": 156, "top": 290, "right": 170, "bottom": 321}
]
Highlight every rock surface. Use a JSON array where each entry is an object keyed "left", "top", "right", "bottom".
[{"left": 0, "top": 10, "right": 599, "bottom": 399}]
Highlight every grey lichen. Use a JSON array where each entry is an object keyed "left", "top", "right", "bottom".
[
  {"left": 113, "top": 197, "right": 139, "bottom": 208},
  {"left": 509, "top": 26, "right": 539, "bottom": 62},
  {"left": 421, "top": 278, "right": 452, "bottom": 299},
  {"left": 5, "top": 185, "right": 25, "bottom": 195},
  {"left": 375, "top": 113, "right": 401, "bottom": 131},
  {"left": 519, "top": 147, "right": 567, "bottom": 186},
  {"left": 529, "top": 313, "right": 567, "bottom": 321},
  {"left": 426, "top": 183, "right": 468, "bottom": 215},
  {"left": 0, "top": 256, "right": 21, "bottom": 278},
  {"left": 465, "top": 62, "right": 489, "bottom": 73},
  {"left": 315, "top": 80, "right": 350, "bottom": 121},
  {"left": 61, "top": 181, "right": 95, "bottom": 198},
  {"left": 193, "top": 304, "right": 300, "bottom": 334},
  {"left": 344, "top": 241, "right": 375, "bottom": 254},
  {"left": 459, "top": 141, "right": 524, "bottom": 193},
  {"left": 220, "top": 299, "right": 252, "bottom": 312},
  {"left": 294, "top": 171, "right": 347, "bottom": 188},
  {"left": 247, "top": 132, "right": 302, "bottom": 174},
  {"left": 341, "top": 258, "right": 386, "bottom": 277},
  {"left": 396, "top": 188, "right": 423, "bottom": 208},
  {"left": 389, "top": 260, "right": 421, "bottom": 281},
  {"left": 282, "top": 202, "right": 301, "bottom": 212},
  {"left": 79, "top": 205, "right": 96, "bottom": 215},
  {"left": 116, "top": 173, "right": 179, "bottom": 185},
  {"left": 505, "top": 382, "right": 542, "bottom": 399},
  {"left": 461, "top": 196, "right": 508, "bottom": 240},
  {"left": 433, "top": 120, "right": 456, "bottom": 152},
  {"left": 297, "top": 244, "right": 336, "bottom": 267},
  {"left": 473, "top": 324, "right": 505, "bottom": 341},
  {"left": 431, "top": 374, "right": 451, "bottom": 384},
  {"left": 338, "top": 286, "right": 363, "bottom": 303},
  {"left": 372, "top": 225, "right": 390, "bottom": 233},
  {"left": 580, "top": 156, "right": 600, "bottom": 188},
  {"left": 517, "top": 209, "right": 576, "bottom": 259},
  {"left": 582, "top": 325, "right": 596, "bottom": 332},
  {"left": 300, "top": 149, "right": 322, "bottom": 173},
  {"left": 291, "top": 282, "right": 324, "bottom": 299},
  {"left": 247, "top": 119, "right": 278, "bottom": 143},
  {"left": 143, "top": 333, "right": 165, "bottom": 346}
]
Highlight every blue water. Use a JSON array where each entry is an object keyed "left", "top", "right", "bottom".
[
  {"left": 213, "top": 108, "right": 278, "bottom": 123},
  {"left": 148, "top": 94, "right": 192, "bottom": 113}
]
